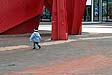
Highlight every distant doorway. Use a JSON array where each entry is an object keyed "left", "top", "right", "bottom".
[
  {"left": 102, "top": 0, "right": 112, "bottom": 22},
  {"left": 83, "top": 5, "right": 92, "bottom": 22}
]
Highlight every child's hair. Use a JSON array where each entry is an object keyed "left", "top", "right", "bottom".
[
  {"left": 34, "top": 29, "right": 38, "bottom": 32},
  {"left": 34, "top": 26, "right": 38, "bottom": 32}
]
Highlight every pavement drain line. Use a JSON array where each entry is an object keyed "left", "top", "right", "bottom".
[
  {"left": 0, "top": 36, "right": 112, "bottom": 51},
  {"left": 0, "top": 45, "right": 30, "bottom": 51}
]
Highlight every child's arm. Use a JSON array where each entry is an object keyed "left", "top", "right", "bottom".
[
  {"left": 30, "top": 33, "right": 34, "bottom": 41},
  {"left": 38, "top": 33, "right": 41, "bottom": 39}
]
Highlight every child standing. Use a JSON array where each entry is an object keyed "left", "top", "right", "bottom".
[{"left": 30, "top": 28, "right": 41, "bottom": 49}]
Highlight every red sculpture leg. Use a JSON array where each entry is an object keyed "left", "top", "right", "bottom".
[
  {"left": 66, "top": 0, "right": 74, "bottom": 34},
  {"left": 0, "top": 0, "right": 86, "bottom": 40},
  {"left": 66, "top": 0, "right": 86, "bottom": 35},
  {"left": 71, "top": 0, "right": 80, "bottom": 35},
  {"left": 71, "top": 0, "right": 86, "bottom": 35},
  {"left": 78, "top": 0, "right": 87, "bottom": 34},
  {"left": 51, "top": 0, "right": 68, "bottom": 40}
]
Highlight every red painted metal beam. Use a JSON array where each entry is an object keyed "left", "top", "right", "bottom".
[
  {"left": 0, "top": 0, "right": 44, "bottom": 34},
  {"left": 72, "top": 0, "right": 86, "bottom": 35},
  {"left": 51, "top": 0, "right": 68, "bottom": 40},
  {"left": 0, "top": 0, "right": 86, "bottom": 40},
  {"left": 66, "top": 0, "right": 74, "bottom": 34},
  {"left": 67, "top": 0, "right": 86, "bottom": 35}
]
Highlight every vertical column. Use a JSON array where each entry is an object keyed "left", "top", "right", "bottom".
[
  {"left": 92, "top": 0, "right": 94, "bottom": 22},
  {"left": 51, "top": 0, "right": 68, "bottom": 40},
  {"left": 99, "top": 0, "right": 102, "bottom": 22}
]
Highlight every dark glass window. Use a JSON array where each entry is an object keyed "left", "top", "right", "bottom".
[
  {"left": 41, "top": 8, "right": 51, "bottom": 22},
  {"left": 83, "top": 5, "right": 92, "bottom": 22},
  {"left": 102, "top": 0, "right": 108, "bottom": 21},
  {"left": 93, "top": 0, "right": 99, "bottom": 21},
  {"left": 102, "top": 0, "right": 112, "bottom": 22}
]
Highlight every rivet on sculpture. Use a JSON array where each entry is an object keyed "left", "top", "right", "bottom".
[{"left": 0, "top": 0, "right": 86, "bottom": 40}]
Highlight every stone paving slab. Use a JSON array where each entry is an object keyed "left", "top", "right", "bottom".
[
  {"left": 0, "top": 27, "right": 112, "bottom": 75},
  {"left": 2, "top": 55, "right": 112, "bottom": 75}
]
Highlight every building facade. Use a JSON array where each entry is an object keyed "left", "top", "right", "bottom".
[
  {"left": 41, "top": 0, "right": 112, "bottom": 23},
  {"left": 83, "top": 0, "right": 112, "bottom": 22}
]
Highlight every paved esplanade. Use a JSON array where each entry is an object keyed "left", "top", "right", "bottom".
[{"left": 0, "top": 24, "right": 112, "bottom": 75}]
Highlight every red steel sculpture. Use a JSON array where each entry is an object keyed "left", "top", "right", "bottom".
[{"left": 0, "top": 0, "right": 86, "bottom": 40}]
